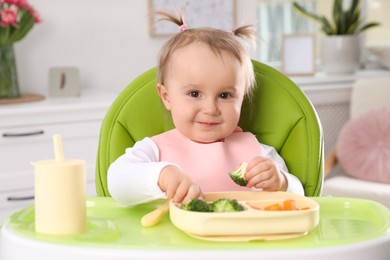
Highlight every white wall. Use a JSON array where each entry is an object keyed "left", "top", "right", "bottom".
[{"left": 15, "top": 0, "right": 257, "bottom": 94}]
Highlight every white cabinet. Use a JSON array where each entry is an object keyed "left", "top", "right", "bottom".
[{"left": 0, "top": 89, "right": 117, "bottom": 222}]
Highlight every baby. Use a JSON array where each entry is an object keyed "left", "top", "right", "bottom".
[{"left": 108, "top": 10, "right": 304, "bottom": 206}]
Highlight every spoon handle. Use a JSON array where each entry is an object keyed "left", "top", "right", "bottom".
[{"left": 141, "top": 200, "right": 170, "bottom": 227}]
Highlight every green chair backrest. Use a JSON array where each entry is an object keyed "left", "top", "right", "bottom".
[{"left": 96, "top": 60, "right": 324, "bottom": 197}]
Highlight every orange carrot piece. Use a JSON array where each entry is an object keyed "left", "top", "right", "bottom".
[
  {"left": 283, "top": 199, "right": 297, "bottom": 210},
  {"left": 264, "top": 203, "right": 282, "bottom": 211},
  {"left": 246, "top": 199, "right": 310, "bottom": 211}
]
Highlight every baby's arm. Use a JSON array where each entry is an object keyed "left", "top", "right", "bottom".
[
  {"left": 245, "top": 143, "right": 304, "bottom": 195},
  {"left": 107, "top": 138, "right": 168, "bottom": 206},
  {"left": 107, "top": 138, "right": 201, "bottom": 206}
]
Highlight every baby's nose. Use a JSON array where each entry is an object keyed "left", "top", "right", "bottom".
[{"left": 202, "top": 99, "right": 219, "bottom": 115}]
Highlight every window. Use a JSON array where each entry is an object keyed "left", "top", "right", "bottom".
[{"left": 256, "top": 0, "right": 316, "bottom": 64}]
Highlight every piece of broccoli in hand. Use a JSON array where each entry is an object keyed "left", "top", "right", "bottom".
[
  {"left": 210, "top": 198, "right": 245, "bottom": 212},
  {"left": 228, "top": 162, "right": 248, "bottom": 187},
  {"left": 181, "top": 198, "right": 211, "bottom": 212}
]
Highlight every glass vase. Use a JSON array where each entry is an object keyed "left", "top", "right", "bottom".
[{"left": 0, "top": 44, "right": 20, "bottom": 98}]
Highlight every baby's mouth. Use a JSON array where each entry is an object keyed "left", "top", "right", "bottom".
[{"left": 198, "top": 121, "right": 220, "bottom": 127}]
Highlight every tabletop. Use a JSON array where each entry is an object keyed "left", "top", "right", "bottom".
[{"left": 1, "top": 196, "right": 390, "bottom": 260}]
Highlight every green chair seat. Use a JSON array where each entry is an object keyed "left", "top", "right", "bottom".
[{"left": 96, "top": 60, "right": 324, "bottom": 197}]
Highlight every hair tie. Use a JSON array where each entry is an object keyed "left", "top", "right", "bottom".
[
  {"left": 179, "top": 24, "right": 189, "bottom": 32},
  {"left": 227, "top": 30, "right": 234, "bottom": 36}
]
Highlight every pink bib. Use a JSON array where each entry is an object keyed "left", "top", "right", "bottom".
[{"left": 152, "top": 129, "right": 261, "bottom": 192}]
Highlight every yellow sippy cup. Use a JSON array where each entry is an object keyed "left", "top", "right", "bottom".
[{"left": 33, "top": 134, "right": 86, "bottom": 235}]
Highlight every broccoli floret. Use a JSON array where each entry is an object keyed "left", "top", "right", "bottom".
[
  {"left": 228, "top": 162, "right": 248, "bottom": 187},
  {"left": 210, "top": 198, "right": 244, "bottom": 212},
  {"left": 181, "top": 198, "right": 245, "bottom": 213},
  {"left": 181, "top": 198, "right": 211, "bottom": 212}
]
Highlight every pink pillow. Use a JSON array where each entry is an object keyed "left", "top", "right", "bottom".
[{"left": 336, "top": 106, "right": 390, "bottom": 184}]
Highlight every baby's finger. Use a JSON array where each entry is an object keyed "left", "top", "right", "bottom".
[
  {"left": 247, "top": 156, "right": 267, "bottom": 170},
  {"left": 256, "top": 178, "right": 279, "bottom": 191},
  {"left": 246, "top": 171, "right": 272, "bottom": 187},
  {"left": 246, "top": 163, "right": 272, "bottom": 180},
  {"left": 165, "top": 180, "right": 179, "bottom": 199},
  {"left": 174, "top": 180, "right": 199, "bottom": 203},
  {"left": 182, "top": 185, "right": 202, "bottom": 204},
  {"left": 172, "top": 184, "right": 189, "bottom": 203}
]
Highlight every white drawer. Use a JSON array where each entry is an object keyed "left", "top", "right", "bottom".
[
  {"left": 0, "top": 120, "right": 101, "bottom": 191},
  {"left": 0, "top": 188, "right": 34, "bottom": 210},
  {"left": 0, "top": 120, "right": 101, "bottom": 145},
  {"left": 0, "top": 183, "right": 96, "bottom": 222},
  {"left": 0, "top": 182, "right": 96, "bottom": 211},
  {"left": 0, "top": 183, "right": 96, "bottom": 211}
]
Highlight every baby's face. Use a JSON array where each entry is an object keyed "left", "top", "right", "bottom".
[{"left": 158, "top": 42, "right": 247, "bottom": 143}]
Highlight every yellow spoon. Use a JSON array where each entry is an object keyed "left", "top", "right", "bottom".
[{"left": 141, "top": 200, "right": 170, "bottom": 227}]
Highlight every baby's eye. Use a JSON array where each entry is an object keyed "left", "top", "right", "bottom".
[
  {"left": 219, "top": 92, "right": 231, "bottom": 99},
  {"left": 188, "top": 91, "right": 200, "bottom": 98}
]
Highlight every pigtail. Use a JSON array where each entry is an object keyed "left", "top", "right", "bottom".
[
  {"left": 231, "top": 24, "right": 256, "bottom": 97},
  {"left": 232, "top": 24, "right": 257, "bottom": 47},
  {"left": 154, "top": 9, "right": 186, "bottom": 29}
]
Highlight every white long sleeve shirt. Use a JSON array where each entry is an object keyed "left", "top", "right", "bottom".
[{"left": 108, "top": 137, "right": 304, "bottom": 206}]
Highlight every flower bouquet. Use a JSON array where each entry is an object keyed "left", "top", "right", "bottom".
[{"left": 0, "top": 0, "right": 41, "bottom": 99}]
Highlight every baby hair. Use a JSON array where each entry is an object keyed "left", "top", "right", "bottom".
[{"left": 154, "top": 10, "right": 257, "bottom": 96}]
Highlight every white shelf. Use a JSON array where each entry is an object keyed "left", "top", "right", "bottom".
[
  {"left": 0, "top": 89, "right": 118, "bottom": 127},
  {"left": 291, "top": 69, "right": 390, "bottom": 88},
  {"left": 290, "top": 69, "right": 390, "bottom": 105}
]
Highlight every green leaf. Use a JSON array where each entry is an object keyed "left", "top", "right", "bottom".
[
  {"left": 346, "top": 19, "right": 360, "bottom": 34},
  {"left": 333, "top": 0, "right": 344, "bottom": 34},
  {"left": 345, "top": 0, "right": 361, "bottom": 34},
  {"left": 292, "top": 0, "right": 380, "bottom": 35},
  {"left": 357, "top": 22, "right": 381, "bottom": 33},
  {"left": 320, "top": 17, "right": 335, "bottom": 35},
  {"left": 350, "top": 0, "right": 361, "bottom": 18},
  {"left": 9, "top": 10, "right": 35, "bottom": 43},
  {"left": 293, "top": 2, "right": 323, "bottom": 23},
  {"left": 293, "top": 2, "right": 334, "bottom": 35}
]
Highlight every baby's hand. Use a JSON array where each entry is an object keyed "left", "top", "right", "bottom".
[
  {"left": 158, "top": 165, "right": 203, "bottom": 204},
  {"left": 245, "top": 156, "right": 287, "bottom": 191}
]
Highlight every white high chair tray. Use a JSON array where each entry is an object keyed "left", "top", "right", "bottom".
[{"left": 1, "top": 195, "right": 389, "bottom": 260}]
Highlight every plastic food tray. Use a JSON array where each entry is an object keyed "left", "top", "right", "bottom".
[
  {"left": 4, "top": 195, "right": 390, "bottom": 250},
  {"left": 170, "top": 191, "right": 319, "bottom": 241}
]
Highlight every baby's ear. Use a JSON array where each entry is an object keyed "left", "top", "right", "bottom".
[{"left": 156, "top": 83, "right": 171, "bottom": 110}]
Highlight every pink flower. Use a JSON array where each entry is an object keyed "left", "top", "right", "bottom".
[
  {"left": 20, "top": 2, "right": 41, "bottom": 23},
  {"left": 3, "top": 0, "right": 28, "bottom": 10},
  {"left": 4, "top": 0, "right": 20, "bottom": 4},
  {"left": 31, "top": 10, "right": 41, "bottom": 23},
  {"left": 0, "top": 8, "right": 18, "bottom": 28},
  {"left": 16, "top": 0, "right": 27, "bottom": 9},
  {"left": 0, "top": 0, "right": 41, "bottom": 43}
]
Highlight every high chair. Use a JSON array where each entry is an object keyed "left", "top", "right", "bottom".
[
  {"left": 95, "top": 60, "right": 324, "bottom": 197},
  {"left": 2, "top": 61, "right": 389, "bottom": 260}
]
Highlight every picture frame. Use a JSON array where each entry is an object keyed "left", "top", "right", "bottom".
[
  {"left": 148, "top": 0, "right": 236, "bottom": 37},
  {"left": 281, "top": 34, "right": 316, "bottom": 76}
]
